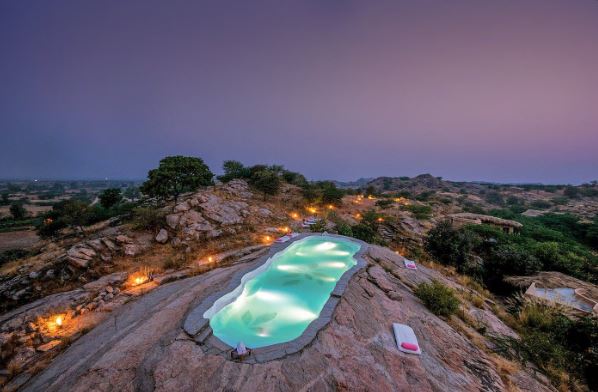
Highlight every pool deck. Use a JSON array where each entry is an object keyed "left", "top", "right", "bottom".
[{"left": 182, "top": 233, "right": 369, "bottom": 363}]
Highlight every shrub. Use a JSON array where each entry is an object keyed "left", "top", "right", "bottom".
[
  {"left": 404, "top": 204, "right": 432, "bottom": 220},
  {"left": 375, "top": 199, "right": 394, "bottom": 208},
  {"left": 336, "top": 222, "right": 353, "bottom": 237},
  {"left": 99, "top": 188, "right": 123, "bottom": 208},
  {"left": 529, "top": 200, "right": 552, "bottom": 210},
  {"left": 320, "top": 182, "right": 344, "bottom": 205},
  {"left": 414, "top": 280, "right": 460, "bottom": 317},
  {"left": 563, "top": 186, "right": 580, "bottom": 199},
  {"left": 0, "top": 249, "right": 31, "bottom": 266},
  {"left": 494, "top": 303, "right": 598, "bottom": 390},
  {"left": 415, "top": 191, "right": 435, "bottom": 201},
  {"left": 485, "top": 191, "right": 504, "bottom": 205},
  {"left": 218, "top": 160, "right": 250, "bottom": 183},
  {"left": 250, "top": 169, "right": 281, "bottom": 199},
  {"left": 9, "top": 203, "right": 26, "bottom": 220},
  {"left": 351, "top": 223, "right": 376, "bottom": 243},
  {"left": 309, "top": 220, "right": 327, "bottom": 233},
  {"left": 131, "top": 207, "right": 165, "bottom": 232}
]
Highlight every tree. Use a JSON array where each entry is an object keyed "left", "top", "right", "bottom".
[
  {"left": 58, "top": 199, "right": 89, "bottom": 232},
  {"left": 301, "top": 183, "right": 319, "bottom": 202},
  {"left": 250, "top": 169, "right": 281, "bottom": 199},
  {"left": 99, "top": 188, "right": 122, "bottom": 208},
  {"left": 9, "top": 203, "right": 26, "bottom": 220},
  {"left": 218, "top": 160, "right": 249, "bottom": 183},
  {"left": 564, "top": 186, "right": 580, "bottom": 199},
  {"left": 320, "top": 182, "right": 344, "bottom": 206},
  {"left": 140, "top": 156, "right": 214, "bottom": 202},
  {"left": 123, "top": 186, "right": 140, "bottom": 200},
  {"left": 364, "top": 185, "right": 376, "bottom": 197},
  {"left": 1, "top": 193, "right": 9, "bottom": 205}
]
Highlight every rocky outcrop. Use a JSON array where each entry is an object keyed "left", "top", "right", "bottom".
[
  {"left": 19, "top": 243, "right": 554, "bottom": 392},
  {"left": 0, "top": 233, "right": 151, "bottom": 314}
]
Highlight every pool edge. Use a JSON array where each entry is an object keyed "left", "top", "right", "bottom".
[{"left": 182, "top": 233, "right": 369, "bottom": 363}]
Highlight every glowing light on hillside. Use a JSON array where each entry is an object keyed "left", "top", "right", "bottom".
[
  {"left": 290, "top": 212, "right": 300, "bottom": 219},
  {"left": 208, "top": 256, "right": 214, "bottom": 262},
  {"left": 263, "top": 235, "right": 273, "bottom": 243},
  {"left": 55, "top": 315, "right": 63, "bottom": 327},
  {"left": 306, "top": 207, "right": 317, "bottom": 214},
  {"left": 279, "top": 226, "right": 290, "bottom": 233},
  {"left": 327, "top": 204, "right": 334, "bottom": 210},
  {"left": 377, "top": 217, "right": 384, "bottom": 222},
  {"left": 134, "top": 277, "right": 145, "bottom": 285},
  {"left": 355, "top": 213, "right": 361, "bottom": 219},
  {"left": 367, "top": 195, "right": 375, "bottom": 200}
]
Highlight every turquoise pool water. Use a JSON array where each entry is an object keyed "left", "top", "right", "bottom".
[{"left": 204, "top": 236, "right": 361, "bottom": 348}]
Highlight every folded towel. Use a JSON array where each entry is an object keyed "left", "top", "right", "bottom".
[
  {"left": 404, "top": 259, "right": 417, "bottom": 270},
  {"left": 393, "top": 323, "right": 421, "bottom": 355}
]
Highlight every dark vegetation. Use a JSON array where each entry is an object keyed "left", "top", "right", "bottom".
[
  {"left": 140, "top": 155, "right": 214, "bottom": 202},
  {"left": 494, "top": 302, "right": 598, "bottom": 390},
  {"left": 414, "top": 280, "right": 460, "bottom": 317},
  {"left": 426, "top": 214, "right": 598, "bottom": 293}
]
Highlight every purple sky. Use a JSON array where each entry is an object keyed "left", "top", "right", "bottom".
[{"left": 1, "top": 0, "right": 597, "bottom": 183}]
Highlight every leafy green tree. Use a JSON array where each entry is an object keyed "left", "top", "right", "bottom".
[
  {"left": 58, "top": 199, "right": 90, "bottom": 232},
  {"left": 9, "top": 203, "right": 26, "bottom": 220},
  {"left": 0, "top": 193, "right": 9, "bottom": 205},
  {"left": 485, "top": 191, "right": 504, "bottom": 205},
  {"left": 140, "top": 156, "right": 213, "bottom": 202},
  {"left": 123, "top": 186, "right": 140, "bottom": 200},
  {"left": 99, "top": 188, "right": 122, "bottom": 208},
  {"left": 282, "top": 170, "right": 308, "bottom": 187},
  {"left": 250, "top": 169, "right": 281, "bottom": 199},
  {"left": 320, "top": 182, "right": 344, "bottom": 206},
  {"left": 218, "top": 160, "right": 250, "bottom": 182},
  {"left": 301, "top": 183, "right": 319, "bottom": 202},
  {"left": 564, "top": 186, "right": 580, "bottom": 199},
  {"left": 364, "top": 185, "right": 376, "bottom": 197}
]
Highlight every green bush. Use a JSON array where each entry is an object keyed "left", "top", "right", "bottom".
[
  {"left": 414, "top": 280, "right": 460, "bottom": 317},
  {"left": 336, "top": 222, "right": 353, "bottom": 237},
  {"left": 99, "top": 188, "right": 123, "bottom": 208},
  {"left": 494, "top": 303, "right": 598, "bottom": 390},
  {"left": 9, "top": 203, "right": 26, "bottom": 220},
  {"left": 375, "top": 199, "right": 394, "bottom": 208},
  {"left": 529, "top": 200, "right": 552, "bottom": 210},
  {"left": 404, "top": 204, "right": 432, "bottom": 220},
  {"left": 351, "top": 223, "right": 376, "bottom": 243},
  {"left": 131, "top": 207, "right": 166, "bottom": 232},
  {"left": 250, "top": 169, "right": 281, "bottom": 199}
]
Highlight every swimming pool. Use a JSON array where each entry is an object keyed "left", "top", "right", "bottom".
[
  {"left": 203, "top": 235, "right": 362, "bottom": 348},
  {"left": 534, "top": 287, "right": 594, "bottom": 313}
]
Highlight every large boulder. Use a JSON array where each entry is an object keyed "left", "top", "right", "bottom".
[
  {"left": 196, "top": 193, "right": 248, "bottom": 225},
  {"left": 165, "top": 214, "right": 180, "bottom": 230},
  {"left": 155, "top": 229, "right": 169, "bottom": 244},
  {"left": 66, "top": 246, "right": 97, "bottom": 268},
  {"left": 174, "top": 202, "right": 190, "bottom": 213}
]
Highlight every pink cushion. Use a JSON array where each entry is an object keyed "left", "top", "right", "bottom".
[{"left": 401, "top": 342, "right": 419, "bottom": 351}]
